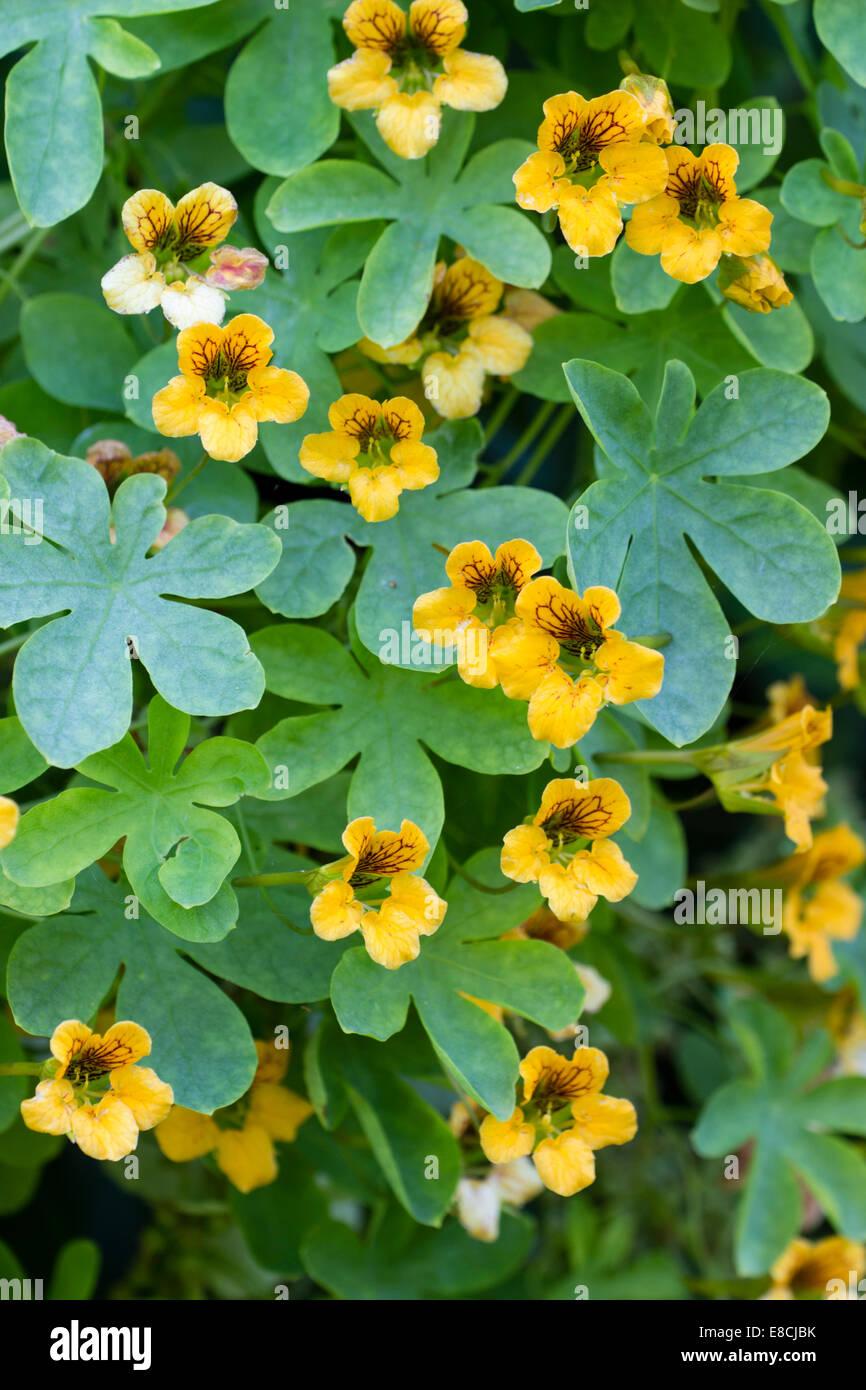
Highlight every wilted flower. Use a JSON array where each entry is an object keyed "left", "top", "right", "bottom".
[{"left": 719, "top": 253, "right": 793, "bottom": 313}]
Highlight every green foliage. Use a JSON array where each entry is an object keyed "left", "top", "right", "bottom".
[{"left": 694, "top": 1000, "right": 866, "bottom": 1276}]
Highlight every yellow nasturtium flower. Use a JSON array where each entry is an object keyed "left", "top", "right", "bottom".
[
  {"left": 360, "top": 257, "right": 532, "bottom": 419},
  {"left": 626, "top": 144, "right": 773, "bottom": 284},
  {"left": 299, "top": 394, "right": 439, "bottom": 521},
  {"left": 413, "top": 537, "right": 543, "bottom": 687},
  {"left": 513, "top": 88, "right": 668, "bottom": 257},
  {"left": 765, "top": 1236, "right": 866, "bottom": 1300},
  {"left": 818, "top": 567, "right": 866, "bottom": 692},
  {"left": 329, "top": 0, "right": 506, "bottom": 161},
  {"left": 101, "top": 183, "right": 264, "bottom": 328},
  {"left": 309, "top": 816, "right": 446, "bottom": 969},
  {"left": 0, "top": 795, "right": 19, "bottom": 849},
  {"left": 501, "top": 776, "right": 637, "bottom": 925},
  {"left": 718, "top": 253, "right": 793, "bottom": 314},
  {"left": 491, "top": 576, "right": 664, "bottom": 748},
  {"left": 781, "top": 824, "right": 865, "bottom": 984},
  {"left": 21, "top": 1020, "right": 173, "bottom": 1162},
  {"left": 618, "top": 71, "right": 676, "bottom": 145},
  {"left": 151, "top": 314, "right": 309, "bottom": 463},
  {"left": 155, "top": 1040, "right": 312, "bottom": 1194},
  {"left": 479, "top": 1045, "right": 637, "bottom": 1197}
]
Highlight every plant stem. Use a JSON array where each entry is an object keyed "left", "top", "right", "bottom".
[
  {"left": 0, "top": 1062, "right": 41, "bottom": 1077},
  {"left": 595, "top": 747, "right": 695, "bottom": 766},
  {"left": 483, "top": 386, "right": 520, "bottom": 444},
  {"left": 0, "top": 228, "right": 50, "bottom": 308},
  {"left": 761, "top": 0, "right": 816, "bottom": 96},
  {"left": 481, "top": 401, "right": 557, "bottom": 486},
  {"left": 232, "top": 871, "right": 311, "bottom": 888},
  {"left": 166, "top": 451, "right": 208, "bottom": 504}
]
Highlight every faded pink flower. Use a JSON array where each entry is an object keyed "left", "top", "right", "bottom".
[
  {"left": 0, "top": 415, "right": 22, "bottom": 446},
  {"left": 206, "top": 245, "right": 268, "bottom": 292}
]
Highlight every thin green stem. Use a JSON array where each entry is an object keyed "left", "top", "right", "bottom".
[
  {"left": 760, "top": 0, "right": 816, "bottom": 97},
  {"left": 0, "top": 228, "right": 50, "bottom": 309},
  {"left": 0, "top": 1062, "right": 42, "bottom": 1077},
  {"left": 481, "top": 401, "right": 557, "bottom": 487},
  {"left": 595, "top": 748, "right": 695, "bottom": 767},
  {"left": 166, "top": 451, "right": 208, "bottom": 504},
  {"left": 483, "top": 386, "right": 520, "bottom": 445},
  {"left": 232, "top": 871, "right": 311, "bottom": 888},
  {"left": 0, "top": 631, "right": 29, "bottom": 658}
]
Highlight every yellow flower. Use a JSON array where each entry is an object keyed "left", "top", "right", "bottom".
[
  {"left": 767, "top": 1237, "right": 865, "bottom": 1300},
  {"left": 102, "top": 183, "right": 241, "bottom": 327},
  {"left": 300, "top": 393, "right": 439, "bottom": 521},
  {"left": 361, "top": 257, "right": 532, "bottom": 421},
  {"left": 513, "top": 89, "right": 668, "bottom": 257},
  {"left": 413, "top": 537, "right": 543, "bottom": 686},
  {"left": 329, "top": 1, "right": 506, "bottom": 161},
  {"left": 491, "top": 576, "right": 663, "bottom": 748},
  {"left": 501, "top": 776, "right": 636, "bottom": 924},
  {"left": 718, "top": 253, "right": 793, "bottom": 313},
  {"left": 626, "top": 144, "right": 773, "bottom": 284},
  {"left": 827, "top": 568, "right": 866, "bottom": 691},
  {"left": 0, "top": 794, "right": 19, "bottom": 849},
  {"left": 309, "top": 817, "right": 446, "bottom": 969},
  {"left": 480, "top": 1045, "right": 636, "bottom": 1197},
  {"left": 21, "top": 1019, "right": 173, "bottom": 1163},
  {"left": 618, "top": 71, "right": 676, "bottom": 145},
  {"left": 781, "top": 824, "right": 865, "bottom": 984},
  {"left": 155, "top": 1038, "right": 313, "bottom": 1194},
  {"left": 152, "top": 314, "right": 309, "bottom": 463}
]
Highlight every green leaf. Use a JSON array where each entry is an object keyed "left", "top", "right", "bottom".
[
  {"left": 0, "top": 439, "right": 280, "bottom": 766},
  {"left": 254, "top": 624, "right": 549, "bottom": 851},
  {"left": 811, "top": 207, "right": 866, "bottom": 323},
  {"left": 635, "top": 0, "right": 732, "bottom": 87},
  {"left": 815, "top": 0, "right": 866, "bottom": 88},
  {"left": 515, "top": 270, "right": 756, "bottom": 406},
  {"left": 0, "top": 717, "right": 47, "bottom": 794},
  {"left": 5, "top": 866, "right": 264, "bottom": 1112},
  {"left": 330, "top": 851, "right": 584, "bottom": 1118},
  {"left": 267, "top": 112, "right": 549, "bottom": 347},
  {"left": 21, "top": 294, "right": 138, "bottom": 411},
  {"left": 233, "top": 1148, "right": 329, "bottom": 1276},
  {"left": 334, "top": 1035, "right": 461, "bottom": 1225},
  {"left": 3, "top": 696, "right": 268, "bottom": 942},
  {"left": 693, "top": 1000, "right": 866, "bottom": 1275},
  {"left": 0, "top": 1, "right": 220, "bottom": 226},
  {"left": 565, "top": 359, "right": 838, "bottom": 744},
  {"left": 302, "top": 1206, "right": 534, "bottom": 1299},
  {"left": 0, "top": 1013, "right": 26, "bottom": 1134},
  {"left": 48, "top": 1239, "right": 101, "bottom": 1300},
  {"left": 256, "top": 419, "right": 568, "bottom": 658},
  {"left": 225, "top": 0, "right": 340, "bottom": 176}
]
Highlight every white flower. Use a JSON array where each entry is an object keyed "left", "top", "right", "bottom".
[
  {"left": 455, "top": 1158, "right": 544, "bottom": 1243},
  {"left": 456, "top": 1176, "right": 502, "bottom": 1243},
  {"left": 101, "top": 252, "right": 165, "bottom": 315},
  {"left": 161, "top": 276, "right": 226, "bottom": 329},
  {"left": 101, "top": 255, "right": 227, "bottom": 327}
]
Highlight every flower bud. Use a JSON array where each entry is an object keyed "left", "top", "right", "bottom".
[
  {"left": 718, "top": 254, "right": 793, "bottom": 314},
  {"left": 619, "top": 71, "right": 676, "bottom": 144},
  {"left": 0, "top": 414, "right": 22, "bottom": 446}
]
